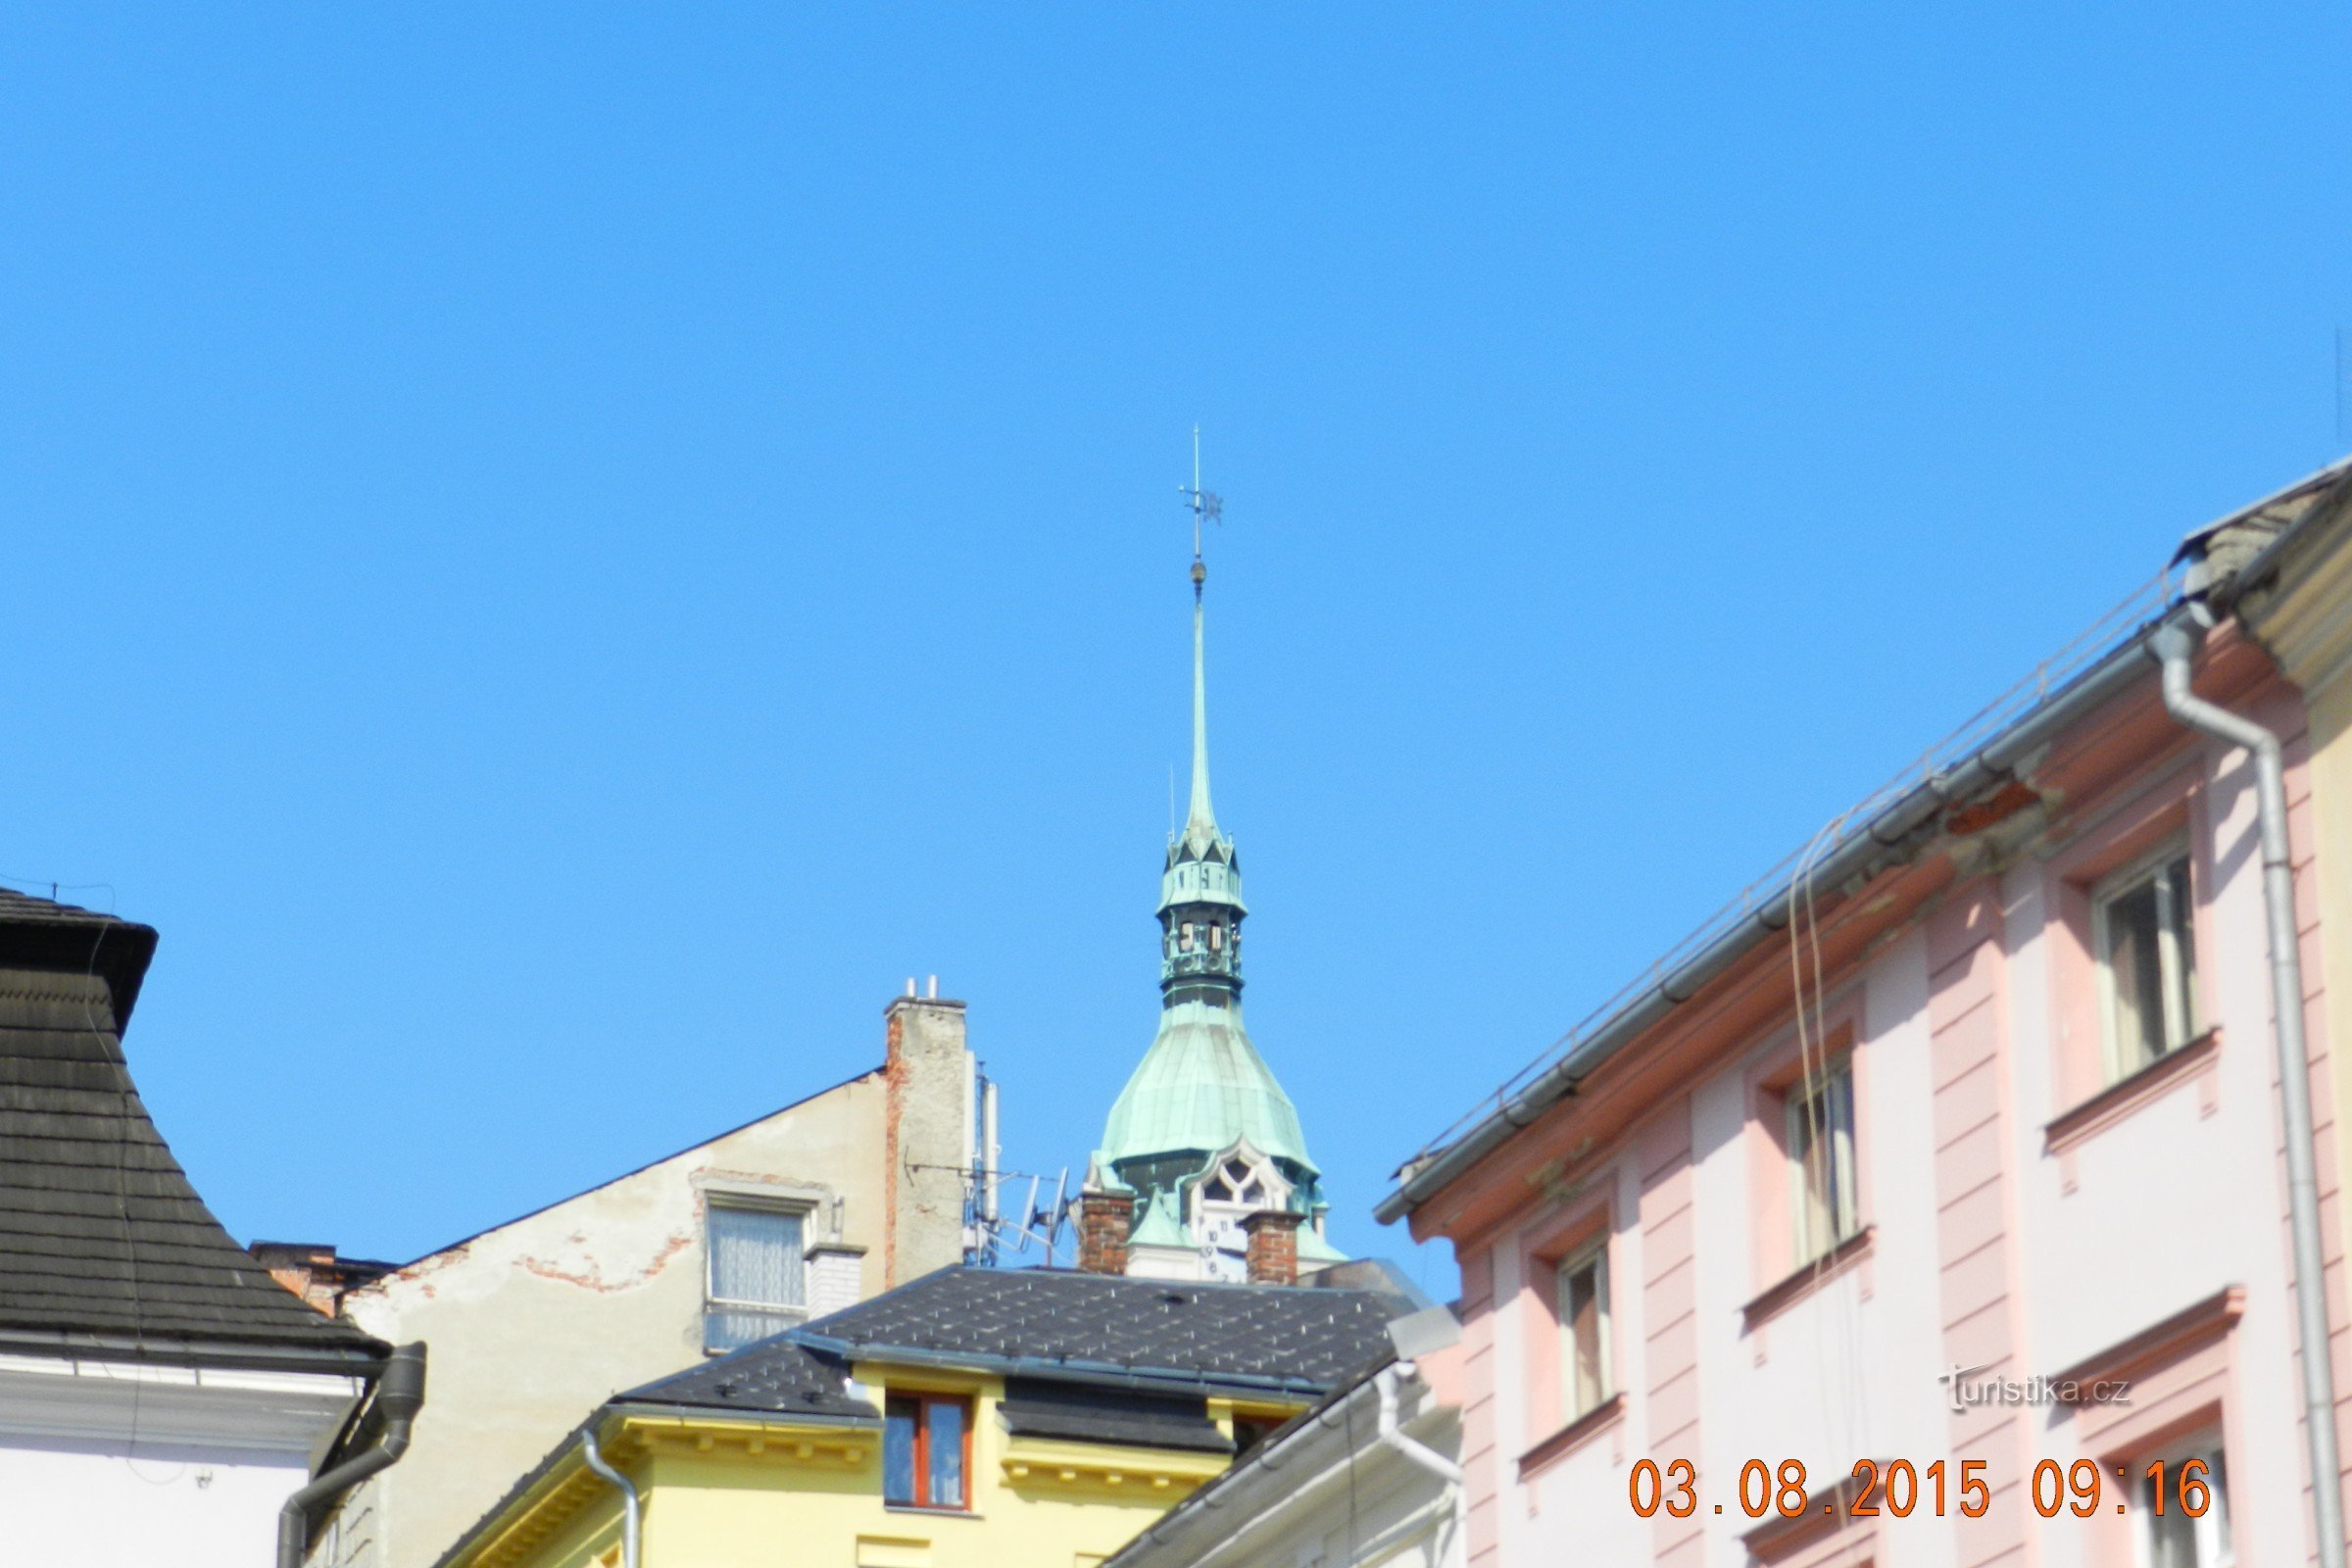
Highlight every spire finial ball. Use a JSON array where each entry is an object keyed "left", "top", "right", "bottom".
[{"left": 1191, "top": 560, "right": 1205, "bottom": 587}]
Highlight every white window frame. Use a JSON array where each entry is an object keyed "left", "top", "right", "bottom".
[
  {"left": 2139, "top": 1436, "right": 2230, "bottom": 1568},
  {"left": 703, "top": 1196, "right": 812, "bottom": 1354},
  {"left": 2093, "top": 837, "right": 2199, "bottom": 1084},
  {"left": 1556, "top": 1239, "right": 1612, "bottom": 1421},
  {"left": 1787, "top": 1053, "right": 1859, "bottom": 1266}
]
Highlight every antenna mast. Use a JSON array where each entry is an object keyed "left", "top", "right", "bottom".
[{"left": 1179, "top": 424, "right": 1222, "bottom": 597}]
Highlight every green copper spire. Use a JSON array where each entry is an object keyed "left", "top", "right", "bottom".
[
  {"left": 1155, "top": 486, "right": 1245, "bottom": 1004},
  {"left": 1094, "top": 454, "right": 1342, "bottom": 1279},
  {"left": 1184, "top": 574, "right": 1217, "bottom": 848}
]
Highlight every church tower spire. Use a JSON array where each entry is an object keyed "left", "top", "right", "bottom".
[
  {"left": 1182, "top": 432, "right": 1219, "bottom": 850},
  {"left": 1089, "top": 443, "right": 1345, "bottom": 1282},
  {"left": 1185, "top": 569, "right": 1216, "bottom": 845},
  {"left": 1158, "top": 441, "right": 1244, "bottom": 1007}
]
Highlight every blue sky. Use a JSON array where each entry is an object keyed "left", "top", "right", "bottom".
[{"left": 3, "top": 8, "right": 2347, "bottom": 1295}]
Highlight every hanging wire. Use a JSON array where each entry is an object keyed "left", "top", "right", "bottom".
[{"left": 1398, "top": 564, "right": 2177, "bottom": 1173}]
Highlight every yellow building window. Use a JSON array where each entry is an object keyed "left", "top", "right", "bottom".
[{"left": 884, "top": 1394, "right": 971, "bottom": 1511}]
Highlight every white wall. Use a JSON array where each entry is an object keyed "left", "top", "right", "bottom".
[{"left": 0, "top": 1354, "right": 362, "bottom": 1568}]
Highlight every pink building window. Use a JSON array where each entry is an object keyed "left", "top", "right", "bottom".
[
  {"left": 1786, "top": 1054, "right": 1860, "bottom": 1266},
  {"left": 2092, "top": 838, "right": 2200, "bottom": 1085},
  {"left": 1556, "top": 1239, "right": 1612, "bottom": 1421},
  {"left": 1744, "top": 1021, "right": 1873, "bottom": 1315},
  {"left": 1517, "top": 1200, "right": 1623, "bottom": 1468},
  {"left": 2042, "top": 768, "right": 2215, "bottom": 1122},
  {"left": 2138, "top": 1437, "right": 2230, "bottom": 1568}
]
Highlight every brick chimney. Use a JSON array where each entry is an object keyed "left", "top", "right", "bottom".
[
  {"left": 884, "top": 982, "right": 973, "bottom": 1287},
  {"left": 247, "top": 1241, "right": 394, "bottom": 1315},
  {"left": 1243, "top": 1209, "right": 1300, "bottom": 1287},
  {"left": 1076, "top": 1189, "right": 1135, "bottom": 1276}
]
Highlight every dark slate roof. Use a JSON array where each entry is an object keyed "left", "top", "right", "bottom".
[
  {"left": 794, "top": 1266, "right": 1407, "bottom": 1395},
  {"left": 0, "top": 890, "right": 384, "bottom": 1362},
  {"left": 620, "top": 1337, "right": 874, "bottom": 1420},
  {"left": 0, "top": 889, "right": 157, "bottom": 1026}
]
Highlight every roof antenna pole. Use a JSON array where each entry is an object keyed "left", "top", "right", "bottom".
[{"left": 1179, "top": 424, "right": 1221, "bottom": 600}]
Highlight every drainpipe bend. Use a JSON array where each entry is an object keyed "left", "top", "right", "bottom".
[
  {"left": 275, "top": 1342, "right": 427, "bottom": 1568},
  {"left": 1374, "top": 1362, "right": 1463, "bottom": 1486},
  {"left": 2152, "top": 620, "right": 2346, "bottom": 1568},
  {"left": 581, "top": 1425, "right": 643, "bottom": 1568},
  {"left": 1378, "top": 1361, "right": 1468, "bottom": 1565}
]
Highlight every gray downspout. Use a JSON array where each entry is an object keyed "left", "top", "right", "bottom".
[
  {"left": 276, "top": 1342, "right": 427, "bottom": 1568},
  {"left": 2153, "top": 620, "right": 2347, "bottom": 1568},
  {"left": 1375, "top": 1362, "right": 1467, "bottom": 1565},
  {"left": 580, "top": 1424, "right": 642, "bottom": 1568}
]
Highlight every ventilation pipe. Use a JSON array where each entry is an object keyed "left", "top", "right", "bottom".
[
  {"left": 276, "top": 1342, "right": 427, "bottom": 1568},
  {"left": 2153, "top": 619, "right": 2345, "bottom": 1568},
  {"left": 580, "top": 1426, "right": 642, "bottom": 1568}
]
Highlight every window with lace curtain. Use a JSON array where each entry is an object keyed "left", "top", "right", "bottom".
[
  {"left": 704, "top": 1201, "right": 808, "bottom": 1353},
  {"left": 2096, "top": 840, "right": 2199, "bottom": 1084},
  {"left": 1786, "top": 1055, "right": 1858, "bottom": 1266}
]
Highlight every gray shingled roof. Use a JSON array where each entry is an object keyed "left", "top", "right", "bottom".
[
  {"left": 0, "top": 890, "right": 383, "bottom": 1362},
  {"left": 793, "top": 1266, "right": 1406, "bottom": 1395},
  {"left": 622, "top": 1337, "right": 872, "bottom": 1420}
]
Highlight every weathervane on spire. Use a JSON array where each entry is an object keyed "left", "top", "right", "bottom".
[{"left": 1179, "top": 424, "right": 1222, "bottom": 597}]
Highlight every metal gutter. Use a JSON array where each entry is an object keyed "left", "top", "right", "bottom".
[
  {"left": 1375, "top": 599, "right": 2205, "bottom": 1226},
  {"left": 579, "top": 1428, "right": 642, "bottom": 1568},
  {"left": 788, "top": 1331, "right": 1334, "bottom": 1401},
  {"left": 0, "top": 1325, "right": 391, "bottom": 1378},
  {"left": 601, "top": 1397, "right": 881, "bottom": 1429},
  {"left": 276, "top": 1342, "right": 426, "bottom": 1568}
]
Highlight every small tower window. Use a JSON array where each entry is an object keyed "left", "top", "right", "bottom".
[
  {"left": 1179, "top": 922, "right": 1195, "bottom": 952},
  {"left": 1208, "top": 923, "right": 1224, "bottom": 953}
]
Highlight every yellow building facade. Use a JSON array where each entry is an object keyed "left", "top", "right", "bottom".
[{"left": 434, "top": 1267, "right": 1411, "bottom": 1568}]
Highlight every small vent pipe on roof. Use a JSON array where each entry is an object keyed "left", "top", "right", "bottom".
[
  {"left": 276, "top": 1342, "right": 426, "bottom": 1568},
  {"left": 2153, "top": 617, "right": 2345, "bottom": 1568}
]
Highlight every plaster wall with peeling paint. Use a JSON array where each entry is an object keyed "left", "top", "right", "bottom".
[{"left": 317, "top": 997, "right": 971, "bottom": 1568}]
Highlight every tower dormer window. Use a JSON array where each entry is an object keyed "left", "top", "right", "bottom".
[
  {"left": 1208, "top": 923, "right": 1224, "bottom": 952},
  {"left": 1179, "top": 922, "right": 1195, "bottom": 952}
]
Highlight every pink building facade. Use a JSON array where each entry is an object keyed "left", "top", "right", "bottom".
[{"left": 1381, "top": 470, "right": 2352, "bottom": 1568}]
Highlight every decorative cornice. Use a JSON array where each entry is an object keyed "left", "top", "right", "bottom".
[
  {"left": 1740, "top": 1226, "right": 1876, "bottom": 1334},
  {"left": 1517, "top": 1392, "right": 1623, "bottom": 1482},
  {"left": 2049, "top": 1285, "right": 2243, "bottom": 1393},
  {"left": 455, "top": 1411, "right": 878, "bottom": 1568},
  {"left": 2044, "top": 1027, "right": 2220, "bottom": 1156},
  {"left": 1001, "top": 1434, "right": 1224, "bottom": 1495}
]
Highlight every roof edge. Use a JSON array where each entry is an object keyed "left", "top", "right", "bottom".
[
  {"left": 1374, "top": 597, "right": 2204, "bottom": 1227},
  {"left": 1381, "top": 458, "right": 2352, "bottom": 1229},
  {"left": 0, "top": 1325, "right": 389, "bottom": 1376},
  {"left": 357, "top": 1062, "right": 888, "bottom": 1279},
  {"left": 792, "top": 1330, "right": 1335, "bottom": 1400}
]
